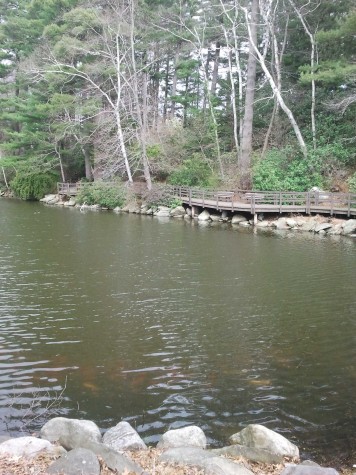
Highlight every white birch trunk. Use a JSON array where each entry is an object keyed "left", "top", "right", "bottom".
[{"left": 242, "top": 5, "right": 308, "bottom": 158}]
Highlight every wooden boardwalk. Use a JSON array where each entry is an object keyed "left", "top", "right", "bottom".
[
  {"left": 169, "top": 186, "right": 356, "bottom": 217},
  {"left": 57, "top": 183, "right": 356, "bottom": 217}
]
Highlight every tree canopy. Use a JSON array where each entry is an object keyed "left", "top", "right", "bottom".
[{"left": 0, "top": 0, "right": 355, "bottom": 196}]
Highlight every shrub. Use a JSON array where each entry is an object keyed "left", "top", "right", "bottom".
[
  {"left": 141, "top": 187, "right": 182, "bottom": 209},
  {"left": 168, "top": 154, "right": 213, "bottom": 187},
  {"left": 10, "top": 172, "right": 58, "bottom": 200},
  {"left": 253, "top": 147, "right": 325, "bottom": 191},
  {"left": 76, "top": 181, "right": 127, "bottom": 208}
]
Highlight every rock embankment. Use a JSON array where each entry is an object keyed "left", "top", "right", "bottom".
[
  {"left": 39, "top": 194, "right": 356, "bottom": 238},
  {"left": 0, "top": 417, "right": 341, "bottom": 475}
]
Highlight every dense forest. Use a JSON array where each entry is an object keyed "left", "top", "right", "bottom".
[{"left": 0, "top": 0, "right": 355, "bottom": 199}]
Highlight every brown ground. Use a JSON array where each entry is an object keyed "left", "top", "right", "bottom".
[{"left": 1, "top": 449, "right": 353, "bottom": 475}]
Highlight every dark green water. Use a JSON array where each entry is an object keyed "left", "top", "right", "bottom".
[{"left": 0, "top": 199, "right": 355, "bottom": 464}]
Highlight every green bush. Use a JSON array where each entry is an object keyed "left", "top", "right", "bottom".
[
  {"left": 253, "top": 147, "right": 325, "bottom": 191},
  {"left": 168, "top": 154, "right": 213, "bottom": 187},
  {"left": 76, "top": 181, "right": 127, "bottom": 208},
  {"left": 10, "top": 172, "right": 58, "bottom": 200}
]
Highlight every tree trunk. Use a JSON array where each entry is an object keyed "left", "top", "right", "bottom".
[
  {"left": 83, "top": 146, "right": 93, "bottom": 181},
  {"left": 262, "top": 14, "right": 289, "bottom": 158},
  {"left": 210, "top": 41, "right": 221, "bottom": 96},
  {"left": 243, "top": 6, "right": 308, "bottom": 159},
  {"left": 170, "top": 46, "right": 179, "bottom": 119},
  {"left": 163, "top": 57, "right": 170, "bottom": 121},
  {"left": 115, "top": 34, "right": 133, "bottom": 184},
  {"left": 130, "top": 3, "right": 152, "bottom": 190},
  {"left": 289, "top": 0, "right": 317, "bottom": 150},
  {"left": 239, "top": 0, "right": 259, "bottom": 189}
]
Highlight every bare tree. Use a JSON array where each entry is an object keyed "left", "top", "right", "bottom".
[
  {"left": 242, "top": 1, "right": 308, "bottom": 159},
  {"left": 262, "top": 1, "right": 289, "bottom": 158},
  {"left": 289, "top": 0, "right": 318, "bottom": 150},
  {"left": 28, "top": 1, "right": 160, "bottom": 187}
]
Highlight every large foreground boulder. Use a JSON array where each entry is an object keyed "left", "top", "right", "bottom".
[
  {"left": 103, "top": 421, "right": 147, "bottom": 451},
  {"left": 0, "top": 436, "right": 65, "bottom": 459},
  {"left": 160, "top": 447, "right": 253, "bottom": 475},
  {"left": 211, "top": 444, "right": 284, "bottom": 464},
  {"left": 157, "top": 426, "right": 207, "bottom": 449},
  {"left": 83, "top": 440, "right": 145, "bottom": 474},
  {"left": 281, "top": 465, "right": 339, "bottom": 475},
  {"left": 229, "top": 424, "right": 299, "bottom": 459},
  {"left": 40, "top": 417, "right": 102, "bottom": 450},
  {"left": 47, "top": 448, "right": 100, "bottom": 475}
]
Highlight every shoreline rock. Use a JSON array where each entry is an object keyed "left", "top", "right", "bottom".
[
  {"left": 43, "top": 193, "right": 356, "bottom": 238},
  {"left": 0, "top": 418, "right": 343, "bottom": 475}
]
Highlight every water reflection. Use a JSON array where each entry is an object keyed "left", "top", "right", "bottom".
[{"left": 0, "top": 199, "right": 355, "bottom": 464}]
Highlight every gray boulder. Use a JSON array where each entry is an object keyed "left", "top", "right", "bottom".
[
  {"left": 343, "top": 219, "right": 356, "bottom": 235},
  {"left": 211, "top": 444, "right": 284, "bottom": 464},
  {"left": 40, "top": 194, "right": 58, "bottom": 204},
  {"left": 103, "top": 421, "right": 147, "bottom": 451},
  {"left": 210, "top": 213, "right": 222, "bottom": 222},
  {"left": 122, "top": 202, "right": 140, "bottom": 213},
  {"left": 286, "top": 218, "right": 298, "bottom": 228},
  {"left": 156, "top": 206, "right": 171, "bottom": 217},
  {"left": 256, "top": 221, "right": 270, "bottom": 228},
  {"left": 300, "top": 220, "right": 317, "bottom": 232},
  {"left": 83, "top": 440, "right": 145, "bottom": 474},
  {"left": 229, "top": 424, "right": 299, "bottom": 459},
  {"left": 328, "top": 224, "right": 343, "bottom": 235},
  {"left": 314, "top": 223, "right": 333, "bottom": 233},
  {"left": 231, "top": 214, "right": 247, "bottom": 224},
  {"left": 0, "top": 436, "right": 66, "bottom": 459},
  {"left": 160, "top": 447, "right": 214, "bottom": 465},
  {"left": 0, "top": 435, "right": 11, "bottom": 443},
  {"left": 281, "top": 465, "right": 338, "bottom": 475},
  {"left": 63, "top": 198, "right": 76, "bottom": 207},
  {"left": 276, "top": 218, "right": 289, "bottom": 230},
  {"left": 198, "top": 210, "right": 211, "bottom": 221},
  {"left": 170, "top": 206, "right": 186, "bottom": 217},
  {"left": 160, "top": 447, "right": 253, "bottom": 475},
  {"left": 40, "top": 417, "right": 102, "bottom": 450},
  {"left": 204, "top": 457, "right": 254, "bottom": 475},
  {"left": 157, "top": 425, "right": 207, "bottom": 449},
  {"left": 47, "top": 448, "right": 100, "bottom": 475}
]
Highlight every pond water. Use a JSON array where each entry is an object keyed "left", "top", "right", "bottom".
[{"left": 0, "top": 198, "right": 355, "bottom": 464}]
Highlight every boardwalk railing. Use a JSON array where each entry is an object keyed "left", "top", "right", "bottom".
[
  {"left": 57, "top": 182, "right": 84, "bottom": 195},
  {"left": 57, "top": 183, "right": 356, "bottom": 217},
  {"left": 165, "top": 185, "right": 356, "bottom": 217}
]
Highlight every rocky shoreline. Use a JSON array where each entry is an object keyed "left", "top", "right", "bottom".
[
  {"left": 38, "top": 193, "right": 356, "bottom": 238},
  {"left": 0, "top": 418, "right": 346, "bottom": 475}
]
